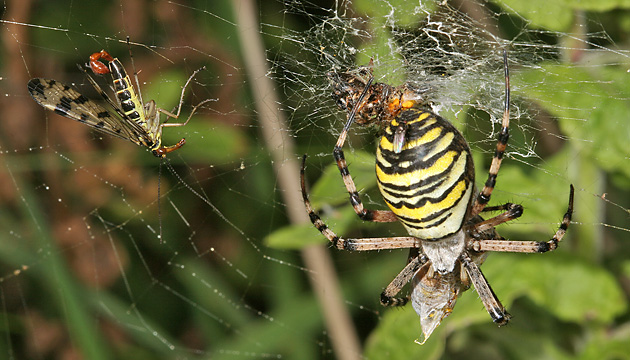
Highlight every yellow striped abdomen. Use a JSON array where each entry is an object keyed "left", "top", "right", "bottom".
[
  {"left": 108, "top": 58, "right": 162, "bottom": 151},
  {"left": 376, "top": 107, "right": 474, "bottom": 240},
  {"left": 108, "top": 59, "right": 147, "bottom": 127}
]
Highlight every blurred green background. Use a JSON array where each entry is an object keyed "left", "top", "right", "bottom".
[{"left": 0, "top": 0, "right": 629, "bottom": 359}]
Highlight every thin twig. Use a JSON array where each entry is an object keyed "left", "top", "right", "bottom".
[{"left": 232, "top": 1, "right": 362, "bottom": 359}]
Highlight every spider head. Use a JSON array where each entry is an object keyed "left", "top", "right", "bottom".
[{"left": 328, "top": 65, "right": 393, "bottom": 127}]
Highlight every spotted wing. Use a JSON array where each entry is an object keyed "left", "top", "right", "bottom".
[{"left": 27, "top": 78, "right": 149, "bottom": 146}]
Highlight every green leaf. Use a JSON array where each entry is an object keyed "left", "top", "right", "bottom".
[
  {"left": 495, "top": 0, "right": 630, "bottom": 31},
  {"left": 264, "top": 205, "right": 359, "bottom": 249},
  {"left": 475, "top": 146, "right": 574, "bottom": 243},
  {"left": 518, "top": 64, "right": 630, "bottom": 186},
  {"left": 267, "top": 149, "right": 381, "bottom": 250},
  {"left": 142, "top": 69, "right": 188, "bottom": 108},
  {"left": 264, "top": 222, "right": 330, "bottom": 249},
  {"left": 357, "top": 26, "right": 406, "bottom": 85},
  {"left": 484, "top": 254, "right": 626, "bottom": 323},
  {"left": 559, "top": 0, "right": 630, "bottom": 11},
  {"left": 164, "top": 120, "right": 248, "bottom": 164},
  {"left": 309, "top": 149, "right": 377, "bottom": 208},
  {"left": 580, "top": 333, "right": 630, "bottom": 360},
  {"left": 354, "top": 0, "right": 435, "bottom": 26},
  {"left": 494, "top": 0, "right": 573, "bottom": 31},
  {"left": 141, "top": 69, "right": 249, "bottom": 164},
  {"left": 364, "top": 305, "right": 447, "bottom": 359}
]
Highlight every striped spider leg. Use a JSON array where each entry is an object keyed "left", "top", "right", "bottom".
[
  {"left": 326, "top": 62, "right": 425, "bottom": 223},
  {"left": 470, "top": 50, "right": 512, "bottom": 216},
  {"left": 327, "top": 69, "right": 396, "bottom": 223},
  {"left": 300, "top": 154, "right": 422, "bottom": 300}
]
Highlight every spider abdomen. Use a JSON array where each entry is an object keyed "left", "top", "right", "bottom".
[{"left": 376, "top": 107, "right": 475, "bottom": 240}]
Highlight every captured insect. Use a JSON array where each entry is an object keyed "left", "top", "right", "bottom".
[
  {"left": 301, "top": 51, "right": 574, "bottom": 343},
  {"left": 27, "top": 49, "right": 211, "bottom": 157}
]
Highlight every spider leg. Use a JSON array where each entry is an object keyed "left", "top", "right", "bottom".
[
  {"left": 471, "top": 202, "right": 524, "bottom": 234},
  {"left": 301, "top": 155, "right": 419, "bottom": 251},
  {"left": 380, "top": 251, "right": 428, "bottom": 307},
  {"left": 471, "top": 185, "right": 574, "bottom": 253},
  {"left": 460, "top": 251, "right": 511, "bottom": 325},
  {"left": 480, "top": 203, "right": 520, "bottom": 212},
  {"left": 332, "top": 76, "right": 398, "bottom": 223},
  {"left": 471, "top": 50, "right": 510, "bottom": 216},
  {"left": 333, "top": 145, "right": 398, "bottom": 222}
]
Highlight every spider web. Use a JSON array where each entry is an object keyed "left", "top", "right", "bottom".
[{"left": 0, "top": 0, "right": 629, "bottom": 359}]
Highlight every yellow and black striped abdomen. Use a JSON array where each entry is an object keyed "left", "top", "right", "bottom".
[
  {"left": 108, "top": 60, "right": 146, "bottom": 127},
  {"left": 376, "top": 107, "right": 474, "bottom": 240}
]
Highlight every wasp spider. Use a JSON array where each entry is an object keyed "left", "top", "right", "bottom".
[{"left": 301, "top": 51, "right": 574, "bottom": 341}]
